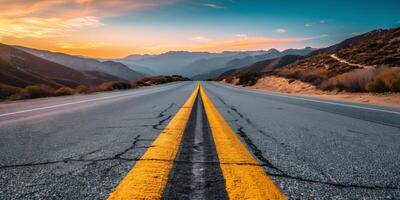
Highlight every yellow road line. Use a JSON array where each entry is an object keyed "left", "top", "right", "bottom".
[
  {"left": 200, "top": 84, "right": 286, "bottom": 200},
  {"left": 108, "top": 84, "right": 199, "bottom": 200}
]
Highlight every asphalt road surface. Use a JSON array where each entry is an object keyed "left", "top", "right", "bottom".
[{"left": 1, "top": 81, "right": 399, "bottom": 199}]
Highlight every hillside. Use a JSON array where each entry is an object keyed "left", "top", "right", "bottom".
[
  {"left": 112, "top": 48, "right": 315, "bottom": 78},
  {"left": 230, "top": 55, "right": 305, "bottom": 76},
  {"left": 16, "top": 46, "right": 144, "bottom": 81},
  {"left": 276, "top": 28, "right": 400, "bottom": 86},
  {"left": 191, "top": 47, "right": 315, "bottom": 80},
  {"left": 0, "top": 43, "right": 121, "bottom": 98},
  {"left": 0, "top": 43, "right": 119, "bottom": 87},
  {"left": 220, "top": 27, "right": 400, "bottom": 93}
]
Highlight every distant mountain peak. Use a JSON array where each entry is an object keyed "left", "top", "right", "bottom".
[{"left": 267, "top": 48, "right": 280, "bottom": 53}]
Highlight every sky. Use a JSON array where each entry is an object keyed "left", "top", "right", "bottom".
[{"left": 0, "top": 0, "right": 399, "bottom": 58}]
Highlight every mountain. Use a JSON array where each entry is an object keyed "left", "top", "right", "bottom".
[
  {"left": 191, "top": 47, "right": 315, "bottom": 80},
  {"left": 218, "top": 27, "right": 400, "bottom": 92},
  {"left": 276, "top": 27, "right": 400, "bottom": 85},
  {"left": 227, "top": 55, "right": 305, "bottom": 76},
  {"left": 15, "top": 46, "right": 144, "bottom": 81},
  {"left": 281, "top": 47, "right": 316, "bottom": 56},
  {"left": 100, "top": 61, "right": 144, "bottom": 80},
  {"left": 0, "top": 43, "right": 120, "bottom": 89},
  {"left": 118, "top": 51, "right": 216, "bottom": 75},
  {"left": 181, "top": 52, "right": 251, "bottom": 78},
  {"left": 114, "top": 49, "right": 289, "bottom": 76}
]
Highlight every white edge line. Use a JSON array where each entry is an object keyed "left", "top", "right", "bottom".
[
  {"left": 215, "top": 82, "right": 400, "bottom": 115},
  {"left": 0, "top": 83, "right": 181, "bottom": 118}
]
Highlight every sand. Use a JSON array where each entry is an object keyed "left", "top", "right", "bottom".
[{"left": 241, "top": 76, "right": 399, "bottom": 108}]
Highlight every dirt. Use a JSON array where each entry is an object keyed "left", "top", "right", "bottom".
[{"left": 242, "top": 76, "right": 400, "bottom": 108}]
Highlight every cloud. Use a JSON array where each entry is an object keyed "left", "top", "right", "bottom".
[
  {"left": 0, "top": 16, "right": 103, "bottom": 38},
  {"left": 0, "top": 0, "right": 172, "bottom": 39},
  {"left": 190, "top": 36, "right": 312, "bottom": 52},
  {"left": 189, "top": 36, "right": 211, "bottom": 42},
  {"left": 305, "top": 23, "right": 312, "bottom": 27},
  {"left": 57, "top": 42, "right": 111, "bottom": 49},
  {"left": 319, "top": 20, "right": 326, "bottom": 24},
  {"left": 350, "top": 32, "right": 362, "bottom": 36},
  {"left": 201, "top": 3, "right": 224, "bottom": 9},
  {"left": 275, "top": 28, "right": 286, "bottom": 33},
  {"left": 235, "top": 33, "right": 248, "bottom": 38}
]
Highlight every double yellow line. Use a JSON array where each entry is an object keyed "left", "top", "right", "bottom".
[{"left": 108, "top": 83, "right": 285, "bottom": 200}]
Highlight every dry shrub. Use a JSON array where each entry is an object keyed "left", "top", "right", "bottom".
[
  {"left": 0, "top": 84, "right": 19, "bottom": 100},
  {"left": 97, "top": 81, "right": 132, "bottom": 91},
  {"left": 97, "top": 82, "right": 113, "bottom": 91},
  {"left": 320, "top": 67, "right": 400, "bottom": 93},
  {"left": 320, "top": 68, "right": 378, "bottom": 92},
  {"left": 279, "top": 70, "right": 325, "bottom": 85},
  {"left": 237, "top": 73, "right": 260, "bottom": 86},
  {"left": 225, "top": 76, "right": 234, "bottom": 84},
  {"left": 55, "top": 87, "right": 76, "bottom": 96},
  {"left": 132, "top": 75, "right": 190, "bottom": 87},
  {"left": 11, "top": 85, "right": 54, "bottom": 100},
  {"left": 366, "top": 67, "right": 400, "bottom": 92},
  {"left": 75, "top": 85, "right": 89, "bottom": 94}
]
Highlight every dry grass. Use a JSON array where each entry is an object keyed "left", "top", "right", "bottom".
[
  {"left": 246, "top": 76, "right": 400, "bottom": 108},
  {"left": 320, "top": 67, "right": 400, "bottom": 93},
  {"left": 0, "top": 84, "right": 19, "bottom": 100},
  {"left": 10, "top": 85, "right": 55, "bottom": 100},
  {"left": 132, "top": 75, "right": 190, "bottom": 87},
  {"left": 2, "top": 75, "right": 191, "bottom": 101},
  {"left": 54, "top": 87, "right": 76, "bottom": 96},
  {"left": 96, "top": 81, "right": 132, "bottom": 91}
]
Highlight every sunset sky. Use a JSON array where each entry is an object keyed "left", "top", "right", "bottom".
[{"left": 1, "top": 0, "right": 399, "bottom": 58}]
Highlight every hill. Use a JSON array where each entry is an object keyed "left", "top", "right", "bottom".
[
  {"left": 193, "top": 47, "right": 315, "bottom": 80},
  {"left": 15, "top": 46, "right": 144, "bottom": 81},
  {"left": 219, "top": 27, "right": 400, "bottom": 93},
  {"left": 0, "top": 43, "right": 121, "bottom": 98}
]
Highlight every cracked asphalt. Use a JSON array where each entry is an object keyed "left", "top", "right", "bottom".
[
  {"left": 202, "top": 82, "right": 400, "bottom": 199},
  {"left": 0, "top": 82, "right": 196, "bottom": 199},
  {"left": 1, "top": 81, "right": 400, "bottom": 199}
]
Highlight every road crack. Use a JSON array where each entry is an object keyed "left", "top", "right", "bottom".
[
  {"left": 204, "top": 90, "right": 400, "bottom": 191},
  {"left": 0, "top": 135, "right": 144, "bottom": 169}
]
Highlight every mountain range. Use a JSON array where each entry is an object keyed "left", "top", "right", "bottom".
[
  {"left": 2, "top": 27, "right": 397, "bottom": 99},
  {"left": 112, "top": 47, "right": 315, "bottom": 79},
  {"left": 16, "top": 46, "right": 144, "bottom": 81},
  {"left": 0, "top": 43, "right": 121, "bottom": 90},
  {"left": 217, "top": 27, "right": 400, "bottom": 91}
]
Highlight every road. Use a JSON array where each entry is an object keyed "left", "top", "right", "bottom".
[
  {"left": 330, "top": 54, "right": 375, "bottom": 69},
  {"left": 1, "top": 81, "right": 400, "bottom": 199}
]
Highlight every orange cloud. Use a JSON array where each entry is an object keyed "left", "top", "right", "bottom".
[
  {"left": 0, "top": 0, "right": 173, "bottom": 39},
  {"left": 190, "top": 37, "right": 312, "bottom": 52},
  {"left": 0, "top": 16, "right": 103, "bottom": 38},
  {"left": 57, "top": 42, "right": 111, "bottom": 49}
]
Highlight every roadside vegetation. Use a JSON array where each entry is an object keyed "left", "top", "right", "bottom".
[
  {"left": 320, "top": 67, "right": 400, "bottom": 92},
  {"left": 0, "top": 75, "right": 190, "bottom": 101},
  {"left": 221, "top": 67, "right": 400, "bottom": 93}
]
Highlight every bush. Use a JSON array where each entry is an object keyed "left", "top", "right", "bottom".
[
  {"left": 236, "top": 73, "right": 261, "bottom": 86},
  {"left": 131, "top": 75, "right": 190, "bottom": 88},
  {"left": 11, "top": 85, "right": 54, "bottom": 100},
  {"left": 320, "top": 67, "right": 400, "bottom": 93},
  {"left": 0, "top": 84, "right": 19, "bottom": 100},
  {"left": 97, "top": 81, "right": 132, "bottom": 92},
  {"left": 75, "top": 85, "right": 89, "bottom": 94},
  {"left": 55, "top": 87, "right": 76, "bottom": 96},
  {"left": 225, "top": 76, "right": 234, "bottom": 84},
  {"left": 366, "top": 67, "right": 400, "bottom": 92}
]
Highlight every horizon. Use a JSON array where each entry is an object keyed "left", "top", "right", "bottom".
[{"left": 1, "top": 0, "right": 399, "bottom": 58}]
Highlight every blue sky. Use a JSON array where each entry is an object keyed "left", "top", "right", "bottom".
[{"left": 108, "top": 0, "right": 400, "bottom": 47}]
